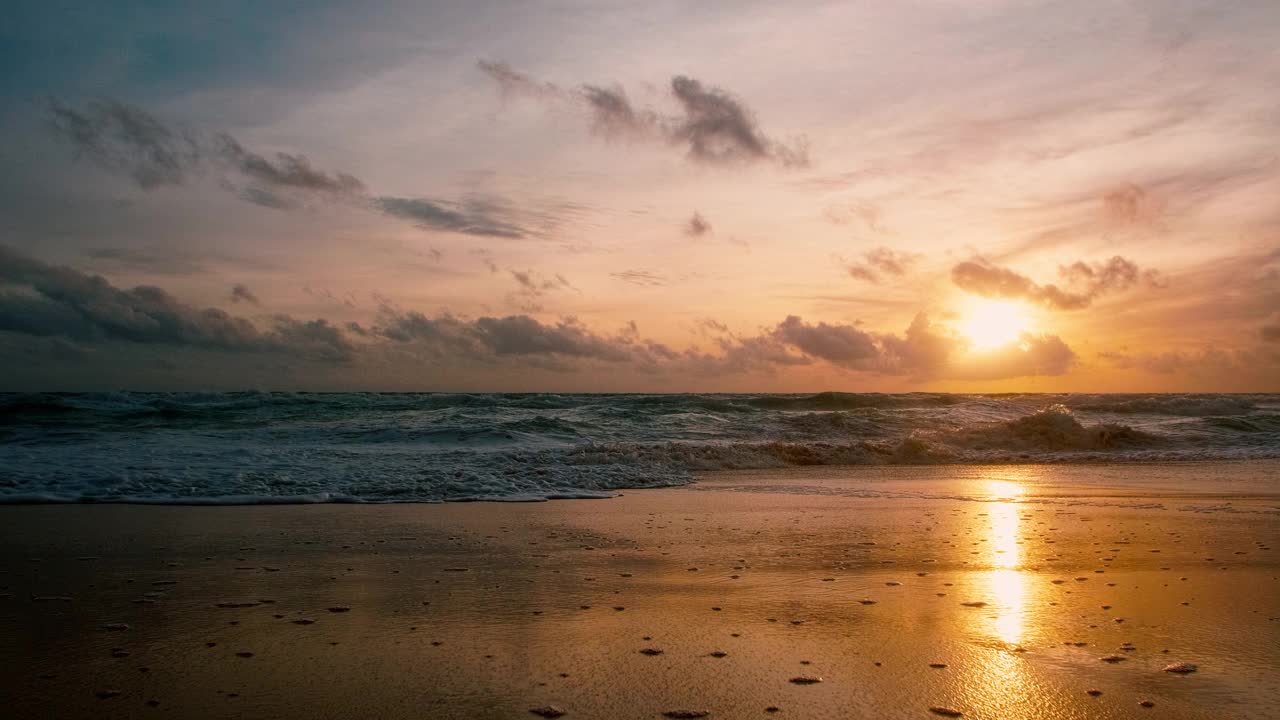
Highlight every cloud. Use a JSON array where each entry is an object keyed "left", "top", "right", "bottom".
[
  {"left": 47, "top": 98, "right": 531, "bottom": 239},
  {"left": 376, "top": 196, "right": 525, "bottom": 238},
  {"left": 507, "top": 269, "right": 575, "bottom": 311},
  {"left": 373, "top": 309, "right": 633, "bottom": 362},
  {"left": 580, "top": 84, "right": 656, "bottom": 140},
  {"left": 471, "top": 248, "right": 500, "bottom": 273},
  {"left": 842, "top": 246, "right": 918, "bottom": 283},
  {"left": 951, "top": 255, "right": 1157, "bottom": 310},
  {"left": 0, "top": 248, "right": 1079, "bottom": 382},
  {"left": 771, "top": 315, "right": 879, "bottom": 367},
  {"left": 214, "top": 133, "right": 365, "bottom": 195},
  {"left": 0, "top": 246, "right": 353, "bottom": 362},
  {"left": 667, "top": 76, "right": 807, "bottom": 167},
  {"left": 478, "top": 61, "right": 808, "bottom": 168},
  {"left": 611, "top": 269, "right": 668, "bottom": 287},
  {"left": 230, "top": 283, "right": 260, "bottom": 305},
  {"left": 476, "top": 60, "right": 565, "bottom": 100},
  {"left": 47, "top": 98, "right": 202, "bottom": 188},
  {"left": 685, "top": 211, "right": 711, "bottom": 237}
]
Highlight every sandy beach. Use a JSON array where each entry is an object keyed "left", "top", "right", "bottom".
[{"left": 3, "top": 462, "right": 1277, "bottom": 719}]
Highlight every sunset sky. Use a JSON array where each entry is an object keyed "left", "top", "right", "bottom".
[{"left": 1, "top": 0, "right": 1277, "bottom": 391}]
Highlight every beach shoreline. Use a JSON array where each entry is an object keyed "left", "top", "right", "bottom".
[{"left": 3, "top": 462, "right": 1277, "bottom": 719}]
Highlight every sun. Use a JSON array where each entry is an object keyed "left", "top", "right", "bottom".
[{"left": 957, "top": 298, "right": 1033, "bottom": 350}]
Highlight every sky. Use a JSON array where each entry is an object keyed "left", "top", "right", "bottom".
[{"left": 0, "top": 0, "right": 1277, "bottom": 392}]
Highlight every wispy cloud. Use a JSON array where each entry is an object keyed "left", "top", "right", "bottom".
[
  {"left": 478, "top": 61, "right": 809, "bottom": 168},
  {"left": 841, "top": 246, "right": 918, "bottom": 283},
  {"left": 47, "top": 98, "right": 535, "bottom": 239}
]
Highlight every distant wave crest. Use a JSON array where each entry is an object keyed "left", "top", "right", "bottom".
[{"left": 0, "top": 392, "right": 1275, "bottom": 503}]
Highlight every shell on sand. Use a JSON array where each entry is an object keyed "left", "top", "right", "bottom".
[
  {"left": 529, "top": 706, "right": 566, "bottom": 718},
  {"left": 1163, "top": 662, "right": 1197, "bottom": 673}
]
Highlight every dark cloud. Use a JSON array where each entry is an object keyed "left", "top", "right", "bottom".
[
  {"left": 47, "top": 98, "right": 532, "bottom": 239},
  {"left": 843, "top": 246, "right": 918, "bottom": 283},
  {"left": 771, "top": 316, "right": 879, "bottom": 367},
  {"left": 667, "top": 76, "right": 807, "bottom": 168},
  {"left": 0, "top": 246, "right": 353, "bottom": 363},
  {"left": 510, "top": 270, "right": 573, "bottom": 296},
  {"left": 476, "top": 60, "right": 564, "bottom": 100},
  {"left": 47, "top": 98, "right": 202, "bottom": 188},
  {"left": 611, "top": 269, "right": 668, "bottom": 287},
  {"left": 82, "top": 247, "right": 208, "bottom": 275},
  {"left": 580, "top": 84, "right": 654, "bottom": 139},
  {"left": 230, "top": 284, "right": 260, "bottom": 305},
  {"left": 376, "top": 196, "right": 525, "bottom": 238},
  {"left": 214, "top": 134, "right": 364, "bottom": 195},
  {"left": 474, "top": 315, "right": 629, "bottom": 360},
  {"left": 951, "top": 256, "right": 1156, "bottom": 310},
  {"left": 0, "top": 248, "right": 1079, "bottom": 383},
  {"left": 507, "top": 269, "right": 575, "bottom": 311},
  {"left": 238, "top": 186, "right": 297, "bottom": 210},
  {"left": 685, "top": 211, "right": 711, "bottom": 237},
  {"left": 479, "top": 61, "right": 808, "bottom": 168},
  {"left": 373, "top": 310, "right": 631, "bottom": 362}
]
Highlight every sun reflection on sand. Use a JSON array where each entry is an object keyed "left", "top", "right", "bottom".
[{"left": 985, "top": 475, "right": 1026, "bottom": 644}]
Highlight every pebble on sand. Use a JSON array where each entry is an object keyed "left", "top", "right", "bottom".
[
  {"left": 1163, "top": 662, "right": 1197, "bottom": 673},
  {"left": 789, "top": 676, "right": 822, "bottom": 684},
  {"left": 529, "top": 706, "right": 566, "bottom": 718},
  {"left": 662, "top": 711, "right": 709, "bottom": 719},
  {"left": 1139, "top": 700, "right": 1155, "bottom": 708},
  {"left": 928, "top": 663, "right": 947, "bottom": 669},
  {"left": 327, "top": 607, "right": 351, "bottom": 613},
  {"left": 1100, "top": 655, "right": 1127, "bottom": 663},
  {"left": 235, "top": 651, "right": 255, "bottom": 658},
  {"left": 95, "top": 690, "right": 122, "bottom": 699},
  {"left": 928, "top": 707, "right": 963, "bottom": 717},
  {"left": 639, "top": 648, "right": 664, "bottom": 655},
  {"left": 960, "top": 601, "right": 987, "bottom": 607},
  {"left": 103, "top": 623, "right": 129, "bottom": 631}
]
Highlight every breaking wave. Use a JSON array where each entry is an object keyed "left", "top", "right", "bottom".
[{"left": 0, "top": 392, "right": 1275, "bottom": 503}]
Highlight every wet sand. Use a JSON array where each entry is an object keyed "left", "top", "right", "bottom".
[{"left": 2, "top": 462, "right": 1278, "bottom": 719}]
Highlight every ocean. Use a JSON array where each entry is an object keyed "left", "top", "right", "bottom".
[{"left": 1, "top": 392, "right": 1276, "bottom": 504}]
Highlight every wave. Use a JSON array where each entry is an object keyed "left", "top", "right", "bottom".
[
  {"left": 1062, "top": 394, "right": 1258, "bottom": 416},
  {"left": 1, "top": 392, "right": 1276, "bottom": 504},
  {"left": 943, "top": 405, "right": 1158, "bottom": 452},
  {"left": 746, "top": 391, "right": 963, "bottom": 411}
]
